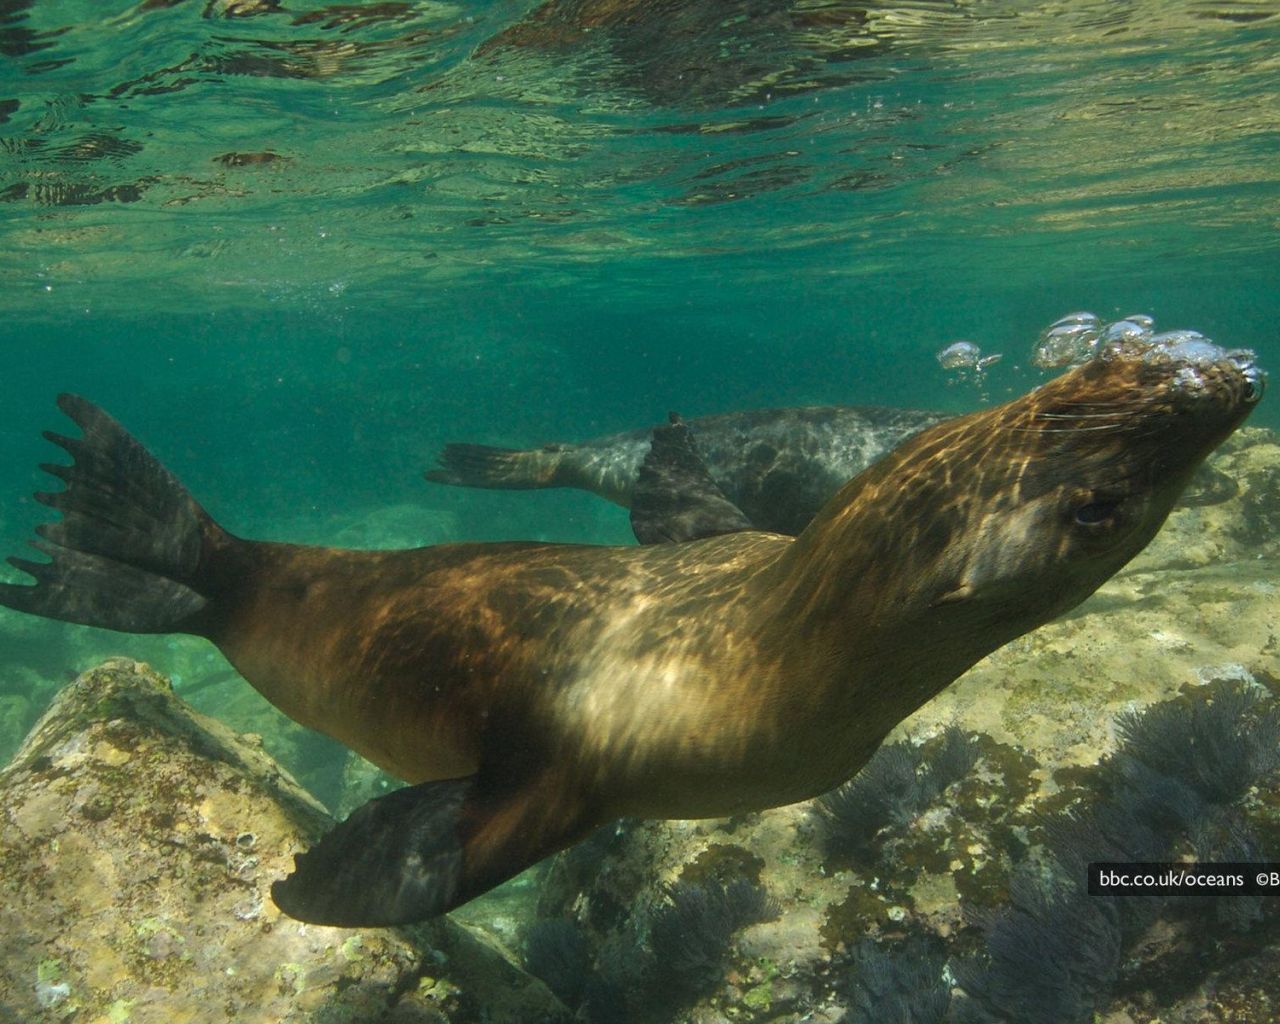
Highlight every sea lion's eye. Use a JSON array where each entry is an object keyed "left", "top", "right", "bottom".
[{"left": 1073, "top": 500, "right": 1120, "bottom": 526}]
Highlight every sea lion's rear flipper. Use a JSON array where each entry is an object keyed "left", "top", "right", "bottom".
[
  {"left": 0, "top": 394, "right": 224, "bottom": 634},
  {"left": 273, "top": 772, "right": 589, "bottom": 926},
  {"left": 630, "top": 413, "right": 754, "bottom": 544},
  {"left": 425, "top": 443, "right": 566, "bottom": 490}
]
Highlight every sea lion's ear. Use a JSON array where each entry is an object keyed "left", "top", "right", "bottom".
[
  {"left": 630, "top": 413, "right": 755, "bottom": 544},
  {"left": 272, "top": 776, "right": 473, "bottom": 927},
  {"left": 1181, "top": 463, "right": 1239, "bottom": 507}
]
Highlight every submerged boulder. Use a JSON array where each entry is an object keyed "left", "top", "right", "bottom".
[
  {"left": 0, "top": 658, "right": 562, "bottom": 1024},
  {"left": 1134, "top": 426, "right": 1280, "bottom": 572}
]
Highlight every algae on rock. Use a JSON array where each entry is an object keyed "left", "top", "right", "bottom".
[{"left": 0, "top": 658, "right": 562, "bottom": 1024}]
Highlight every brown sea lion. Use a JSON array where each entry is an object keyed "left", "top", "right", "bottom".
[{"left": 0, "top": 339, "right": 1261, "bottom": 926}]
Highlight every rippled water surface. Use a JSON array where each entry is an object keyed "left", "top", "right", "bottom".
[{"left": 3, "top": 0, "right": 1278, "bottom": 319}]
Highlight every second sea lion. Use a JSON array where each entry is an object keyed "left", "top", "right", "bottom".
[
  {"left": 0, "top": 335, "right": 1262, "bottom": 926},
  {"left": 427, "top": 403, "right": 949, "bottom": 535}
]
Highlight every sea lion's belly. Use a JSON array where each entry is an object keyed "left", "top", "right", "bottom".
[
  {"left": 542, "top": 605, "right": 877, "bottom": 819},
  {"left": 216, "top": 532, "right": 871, "bottom": 809},
  {"left": 549, "top": 658, "right": 879, "bottom": 818},
  {"left": 218, "top": 616, "right": 486, "bottom": 784}
]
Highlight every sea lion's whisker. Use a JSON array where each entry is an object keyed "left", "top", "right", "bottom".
[
  {"left": 1039, "top": 407, "right": 1145, "bottom": 420},
  {"left": 1006, "top": 423, "right": 1127, "bottom": 435},
  {"left": 1039, "top": 411, "right": 1127, "bottom": 418}
]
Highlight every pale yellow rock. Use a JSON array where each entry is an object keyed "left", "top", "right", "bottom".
[{"left": 0, "top": 658, "right": 561, "bottom": 1024}]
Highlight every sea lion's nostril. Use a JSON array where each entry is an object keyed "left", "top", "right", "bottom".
[
  {"left": 1244, "top": 372, "right": 1266, "bottom": 404},
  {"left": 1233, "top": 357, "right": 1267, "bottom": 405}
]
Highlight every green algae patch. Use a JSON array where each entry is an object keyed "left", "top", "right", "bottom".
[
  {"left": 35, "top": 957, "right": 79, "bottom": 1019},
  {"left": 37, "top": 957, "right": 66, "bottom": 984},
  {"left": 742, "top": 980, "right": 773, "bottom": 1011},
  {"left": 107, "top": 997, "right": 134, "bottom": 1022},
  {"left": 339, "top": 935, "right": 368, "bottom": 963},
  {"left": 679, "top": 843, "right": 766, "bottom": 888},
  {"left": 741, "top": 956, "right": 779, "bottom": 1011},
  {"left": 275, "top": 962, "right": 309, "bottom": 997}
]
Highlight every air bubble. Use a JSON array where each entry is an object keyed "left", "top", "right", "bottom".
[
  {"left": 937, "top": 340, "right": 1002, "bottom": 402},
  {"left": 936, "top": 340, "right": 982, "bottom": 370},
  {"left": 1032, "top": 314, "right": 1101, "bottom": 368}
]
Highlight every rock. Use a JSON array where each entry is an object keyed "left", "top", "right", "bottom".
[
  {"left": 927, "top": 556, "right": 1280, "bottom": 775},
  {"left": 0, "top": 693, "right": 33, "bottom": 763},
  {"left": 0, "top": 658, "right": 564, "bottom": 1024},
  {"left": 1134, "top": 427, "right": 1280, "bottom": 572},
  {"left": 1117, "top": 943, "right": 1280, "bottom": 1023}
]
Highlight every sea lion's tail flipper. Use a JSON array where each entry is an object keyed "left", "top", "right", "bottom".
[
  {"left": 425, "top": 442, "right": 566, "bottom": 490},
  {"left": 0, "top": 394, "right": 222, "bottom": 634},
  {"left": 273, "top": 772, "right": 588, "bottom": 926},
  {"left": 631, "top": 413, "right": 754, "bottom": 544}
]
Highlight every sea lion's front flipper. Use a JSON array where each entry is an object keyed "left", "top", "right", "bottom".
[
  {"left": 630, "top": 413, "right": 754, "bottom": 544},
  {"left": 273, "top": 772, "right": 591, "bottom": 926},
  {"left": 273, "top": 777, "right": 473, "bottom": 926}
]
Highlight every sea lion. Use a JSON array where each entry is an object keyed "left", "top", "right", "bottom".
[
  {"left": 426, "top": 403, "right": 1240, "bottom": 537},
  {"left": 0, "top": 338, "right": 1261, "bottom": 927},
  {"left": 427, "top": 404, "right": 949, "bottom": 535}
]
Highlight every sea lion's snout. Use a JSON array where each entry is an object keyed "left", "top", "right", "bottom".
[{"left": 1129, "top": 331, "right": 1264, "bottom": 409}]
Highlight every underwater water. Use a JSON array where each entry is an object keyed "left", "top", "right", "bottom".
[{"left": 2, "top": 0, "right": 1280, "bottom": 1021}]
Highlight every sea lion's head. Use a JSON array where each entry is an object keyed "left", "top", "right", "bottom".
[
  {"left": 924, "top": 341, "right": 1262, "bottom": 621},
  {"left": 787, "top": 335, "right": 1263, "bottom": 664}
]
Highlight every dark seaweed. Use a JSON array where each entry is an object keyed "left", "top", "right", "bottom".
[
  {"left": 523, "top": 919, "right": 593, "bottom": 1010},
  {"left": 1113, "top": 683, "right": 1280, "bottom": 804},
  {"left": 646, "top": 876, "right": 778, "bottom": 1000},
  {"left": 951, "top": 874, "right": 1122, "bottom": 1024},
  {"left": 839, "top": 937, "right": 951, "bottom": 1024},
  {"left": 520, "top": 916, "right": 633, "bottom": 1024},
  {"left": 954, "top": 680, "right": 1280, "bottom": 1023},
  {"left": 930, "top": 726, "right": 983, "bottom": 790},
  {"left": 816, "top": 727, "right": 981, "bottom": 862}
]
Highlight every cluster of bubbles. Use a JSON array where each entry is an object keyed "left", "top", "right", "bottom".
[
  {"left": 1033, "top": 311, "right": 1156, "bottom": 367},
  {"left": 935, "top": 312, "right": 1263, "bottom": 403},
  {"left": 1032, "top": 311, "right": 1264, "bottom": 396},
  {"left": 1034, "top": 311, "right": 1238, "bottom": 368}
]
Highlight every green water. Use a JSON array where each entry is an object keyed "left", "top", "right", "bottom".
[
  {"left": 2, "top": 1, "right": 1277, "bottom": 537},
  {"left": 1, "top": 0, "right": 1280, "bottom": 1018}
]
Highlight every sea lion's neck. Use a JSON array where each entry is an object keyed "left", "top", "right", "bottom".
[{"left": 755, "top": 429, "right": 1008, "bottom": 739}]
